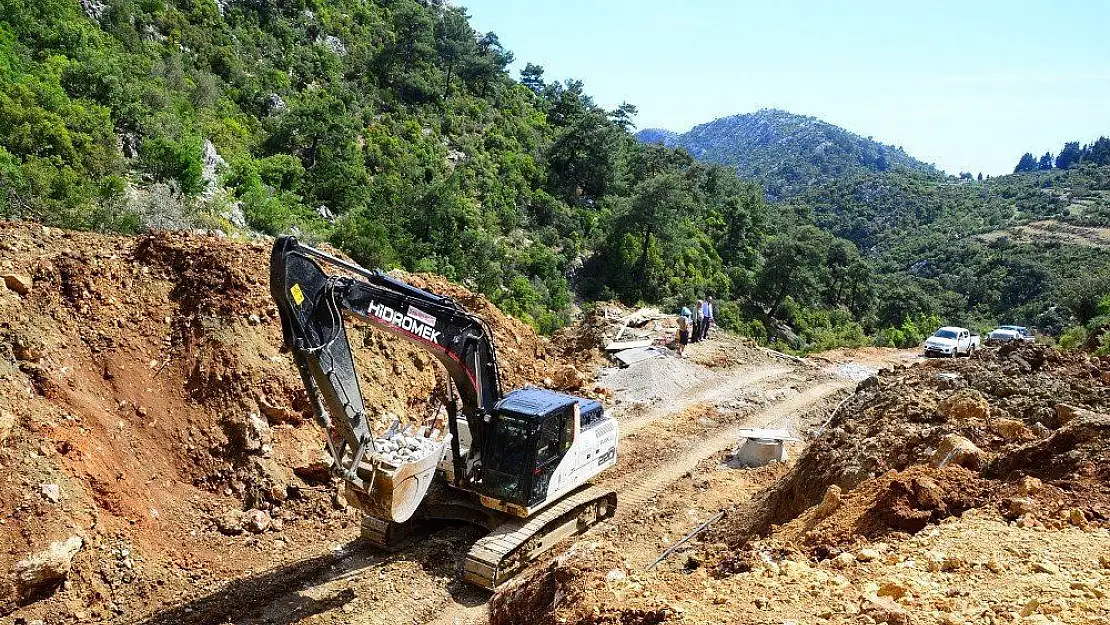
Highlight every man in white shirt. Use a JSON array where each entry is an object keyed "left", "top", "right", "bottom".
[{"left": 701, "top": 297, "right": 714, "bottom": 340}]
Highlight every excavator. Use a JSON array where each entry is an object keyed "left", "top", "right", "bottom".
[{"left": 269, "top": 236, "right": 619, "bottom": 588}]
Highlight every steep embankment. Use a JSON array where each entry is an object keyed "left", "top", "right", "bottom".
[{"left": 0, "top": 223, "right": 596, "bottom": 622}]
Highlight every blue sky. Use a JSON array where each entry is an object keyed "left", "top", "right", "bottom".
[{"left": 460, "top": 0, "right": 1110, "bottom": 175}]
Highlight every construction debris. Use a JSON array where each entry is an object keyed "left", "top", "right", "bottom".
[
  {"left": 611, "top": 345, "right": 668, "bottom": 367},
  {"left": 604, "top": 339, "right": 653, "bottom": 352},
  {"left": 730, "top": 428, "right": 799, "bottom": 468}
]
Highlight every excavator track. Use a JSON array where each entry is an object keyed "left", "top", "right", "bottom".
[{"left": 463, "top": 486, "right": 617, "bottom": 589}]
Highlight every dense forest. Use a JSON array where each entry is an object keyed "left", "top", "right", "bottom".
[{"left": 1, "top": 0, "right": 1108, "bottom": 354}]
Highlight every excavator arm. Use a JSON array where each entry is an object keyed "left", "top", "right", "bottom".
[{"left": 269, "top": 236, "right": 501, "bottom": 493}]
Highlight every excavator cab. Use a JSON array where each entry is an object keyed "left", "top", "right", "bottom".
[{"left": 483, "top": 389, "right": 580, "bottom": 508}]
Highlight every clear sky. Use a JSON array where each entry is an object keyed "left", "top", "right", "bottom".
[{"left": 460, "top": 0, "right": 1110, "bottom": 176}]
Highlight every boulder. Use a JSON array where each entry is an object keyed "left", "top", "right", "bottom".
[
  {"left": 1018, "top": 476, "right": 1043, "bottom": 496},
  {"left": 2, "top": 273, "right": 32, "bottom": 295},
  {"left": 245, "top": 509, "right": 271, "bottom": 534},
  {"left": 13, "top": 337, "right": 44, "bottom": 363},
  {"left": 861, "top": 594, "right": 908, "bottom": 625},
  {"left": 813, "top": 484, "right": 842, "bottom": 520},
  {"left": 0, "top": 409, "right": 14, "bottom": 443},
  {"left": 13, "top": 536, "right": 84, "bottom": 602},
  {"left": 930, "top": 434, "right": 983, "bottom": 470},
  {"left": 40, "top": 483, "right": 61, "bottom": 503},
  {"left": 226, "top": 412, "right": 273, "bottom": 454},
  {"left": 938, "top": 389, "right": 990, "bottom": 424},
  {"left": 1003, "top": 497, "right": 1036, "bottom": 519},
  {"left": 216, "top": 509, "right": 245, "bottom": 535},
  {"left": 1055, "top": 403, "right": 1094, "bottom": 426},
  {"left": 991, "top": 418, "right": 1034, "bottom": 442},
  {"left": 856, "top": 548, "right": 881, "bottom": 563}
]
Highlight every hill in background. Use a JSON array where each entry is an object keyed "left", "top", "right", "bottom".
[{"left": 637, "top": 109, "right": 939, "bottom": 199}]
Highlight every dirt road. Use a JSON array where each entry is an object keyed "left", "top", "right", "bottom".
[{"left": 151, "top": 338, "right": 859, "bottom": 625}]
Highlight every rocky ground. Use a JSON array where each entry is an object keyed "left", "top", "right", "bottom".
[
  {"left": 7, "top": 221, "right": 1107, "bottom": 625},
  {"left": 0, "top": 223, "right": 599, "bottom": 624},
  {"left": 491, "top": 344, "right": 1110, "bottom": 625}
]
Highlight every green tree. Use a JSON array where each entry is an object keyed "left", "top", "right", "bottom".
[
  {"left": 1056, "top": 142, "right": 1083, "bottom": 169},
  {"left": 386, "top": 0, "right": 436, "bottom": 102},
  {"left": 1014, "top": 152, "right": 1036, "bottom": 173},
  {"left": 520, "top": 63, "right": 545, "bottom": 94},
  {"left": 434, "top": 8, "right": 477, "bottom": 101},
  {"left": 609, "top": 102, "right": 638, "bottom": 132},
  {"left": 754, "top": 226, "right": 826, "bottom": 317}
]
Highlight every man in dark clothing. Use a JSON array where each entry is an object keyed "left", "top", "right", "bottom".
[
  {"left": 701, "top": 297, "right": 714, "bottom": 340},
  {"left": 692, "top": 299, "right": 704, "bottom": 343}
]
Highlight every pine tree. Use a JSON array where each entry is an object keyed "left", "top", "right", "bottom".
[
  {"left": 1056, "top": 142, "right": 1083, "bottom": 169},
  {"left": 520, "top": 63, "right": 545, "bottom": 94},
  {"left": 1013, "top": 152, "right": 1036, "bottom": 173}
]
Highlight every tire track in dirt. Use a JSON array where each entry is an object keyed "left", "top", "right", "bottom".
[
  {"left": 168, "top": 361, "right": 845, "bottom": 625},
  {"left": 608, "top": 381, "right": 847, "bottom": 513},
  {"left": 616, "top": 364, "right": 796, "bottom": 437}
]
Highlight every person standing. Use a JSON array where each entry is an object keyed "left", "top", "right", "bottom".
[
  {"left": 701, "top": 296, "right": 714, "bottom": 340},
  {"left": 676, "top": 309, "right": 691, "bottom": 357},
  {"left": 692, "top": 299, "right": 704, "bottom": 343}
]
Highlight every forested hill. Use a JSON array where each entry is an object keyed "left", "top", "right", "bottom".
[
  {"left": 636, "top": 109, "right": 939, "bottom": 199},
  {"left": 2, "top": 0, "right": 1108, "bottom": 354}
]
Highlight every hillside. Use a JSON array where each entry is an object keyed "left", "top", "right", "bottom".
[
  {"left": 782, "top": 164, "right": 1110, "bottom": 335},
  {"left": 2, "top": 0, "right": 1108, "bottom": 354},
  {"left": 636, "top": 109, "right": 939, "bottom": 199}
]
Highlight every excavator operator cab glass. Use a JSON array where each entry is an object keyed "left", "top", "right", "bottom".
[
  {"left": 484, "top": 407, "right": 573, "bottom": 507},
  {"left": 483, "top": 414, "right": 531, "bottom": 503},
  {"left": 488, "top": 389, "right": 583, "bottom": 507}
]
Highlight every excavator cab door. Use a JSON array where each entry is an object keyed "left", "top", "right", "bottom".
[
  {"left": 481, "top": 413, "right": 532, "bottom": 504},
  {"left": 529, "top": 407, "right": 574, "bottom": 506}
]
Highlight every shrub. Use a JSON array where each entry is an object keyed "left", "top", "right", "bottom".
[
  {"left": 141, "top": 136, "right": 205, "bottom": 194},
  {"left": 1059, "top": 326, "right": 1088, "bottom": 350}
]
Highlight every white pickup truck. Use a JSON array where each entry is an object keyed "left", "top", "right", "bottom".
[
  {"left": 923, "top": 326, "right": 980, "bottom": 358},
  {"left": 988, "top": 325, "right": 1035, "bottom": 343}
]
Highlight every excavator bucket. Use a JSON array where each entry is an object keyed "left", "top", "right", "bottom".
[{"left": 344, "top": 430, "right": 451, "bottom": 523}]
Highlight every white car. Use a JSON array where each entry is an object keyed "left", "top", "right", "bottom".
[
  {"left": 923, "top": 326, "right": 980, "bottom": 358},
  {"left": 988, "top": 325, "right": 1034, "bottom": 343}
]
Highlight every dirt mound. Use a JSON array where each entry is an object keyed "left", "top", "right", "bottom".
[
  {"left": 0, "top": 223, "right": 592, "bottom": 622},
  {"left": 712, "top": 346, "right": 1110, "bottom": 550},
  {"left": 493, "top": 346, "right": 1110, "bottom": 625},
  {"left": 490, "top": 542, "right": 673, "bottom": 625},
  {"left": 775, "top": 466, "right": 987, "bottom": 559}
]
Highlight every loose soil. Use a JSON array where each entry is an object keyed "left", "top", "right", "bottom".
[
  {"left": 0, "top": 223, "right": 598, "bottom": 623},
  {"left": 490, "top": 344, "right": 1110, "bottom": 625}
]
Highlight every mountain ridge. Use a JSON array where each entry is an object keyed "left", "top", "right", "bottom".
[{"left": 636, "top": 108, "right": 940, "bottom": 199}]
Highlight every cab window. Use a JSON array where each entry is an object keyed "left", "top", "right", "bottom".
[
  {"left": 561, "top": 411, "right": 574, "bottom": 453},
  {"left": 535, "top": 414, "right": 561, "bottom": 465}
]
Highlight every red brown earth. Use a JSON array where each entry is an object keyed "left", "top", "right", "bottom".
[{"left": 0, "top": 223, "right": 595, "bottom": 622}]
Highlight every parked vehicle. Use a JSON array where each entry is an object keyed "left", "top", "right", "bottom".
[
  {"left": 923, "top": 326, "right": 980, "bottom": 358},
  {"left": 988, "top": 325, "right": 1034, "bottom": 343}
]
